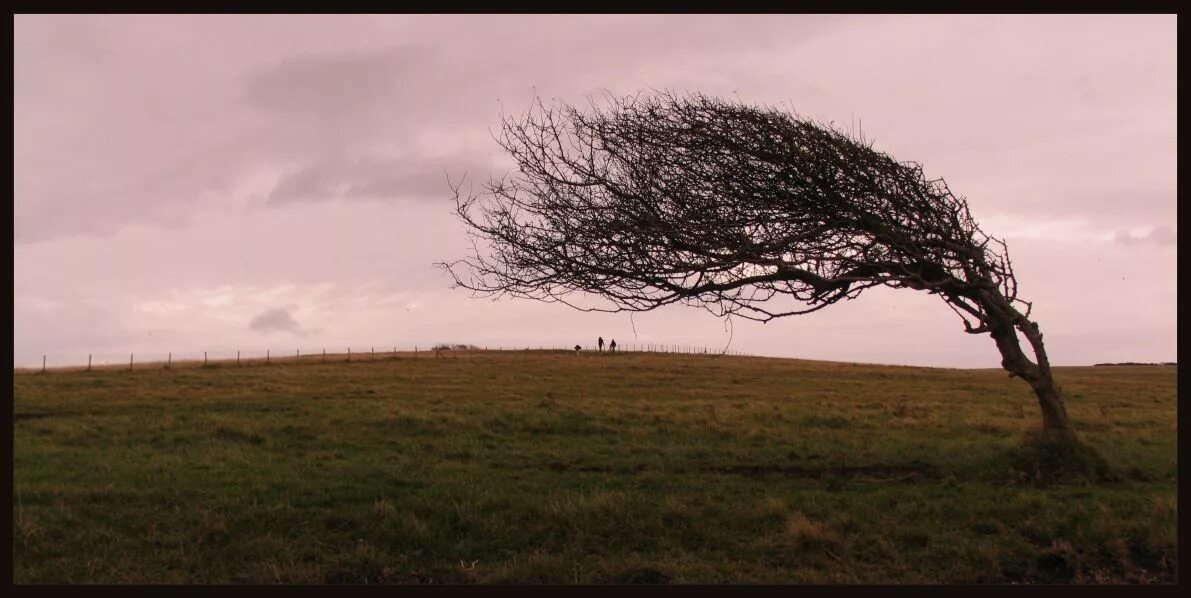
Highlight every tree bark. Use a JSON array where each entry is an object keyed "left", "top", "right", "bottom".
[
  {"left": 1032, "top": 381, "right": 1073, "bottom": 436},
  {"left": 981, "top": 292, "right": 1074, "bottom": 438}
]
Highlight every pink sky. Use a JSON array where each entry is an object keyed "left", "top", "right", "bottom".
[{"left": 13, "top": 14, "right": 1176, "bottom": 368}]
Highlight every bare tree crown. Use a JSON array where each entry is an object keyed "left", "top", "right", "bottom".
[
  {"left": 439, "top": 90, "right": 1073, "bottom": 435},
  {"left": 442, "top": 91, "right": 1024, "bottom": 334}
]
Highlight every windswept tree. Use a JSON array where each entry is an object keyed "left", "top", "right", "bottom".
[{"left": 440, "top": 92, "right": 1074, "bottom": 438}]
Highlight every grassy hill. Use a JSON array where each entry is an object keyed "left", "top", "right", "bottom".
[{"left": 12, "top": 350, "right": 1177, "bottom": 583}]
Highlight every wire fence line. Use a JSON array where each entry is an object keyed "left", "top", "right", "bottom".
[{"left": 15, "top": 343, "right": 753, "bottom": 373}]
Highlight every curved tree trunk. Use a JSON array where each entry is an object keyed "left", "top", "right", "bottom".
[
  {"left": 981, "top": 292, "right": 1074, "bottom": 438},
  {"left": 1032, "top": 382, "right": 1072, "bottom": 435}
]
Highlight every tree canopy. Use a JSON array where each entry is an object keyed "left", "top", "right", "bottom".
[{"left": 440, "top": 91, "right": 1073, "bottom": 436}]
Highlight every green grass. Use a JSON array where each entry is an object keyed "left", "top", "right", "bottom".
[{"left": 12, "top": 351, "right": 1177, "bottom": 583}]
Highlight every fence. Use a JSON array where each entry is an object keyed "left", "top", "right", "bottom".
[{"left": 16, "top": 343, "right": 752, "bottom": 373}]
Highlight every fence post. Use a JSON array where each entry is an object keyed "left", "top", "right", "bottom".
[
  {"left": 348, "top": 347, "right": 351, "bottom": 362},
  {"left": 297, "top": 348, "right": 300, "bottom": 359},
  {"left": 267, "top": 349, "right": 270, "bottom": 364},
  {"left": 204, "top": 351, "right": 207, "bottom": 365},
  {"left": 371, "top": 346, "right": 374, "bottom": 360},
  {"left": 237, "top": 350, "right": 240, "bottom": 367},
  {"left": 88, "top": 354, "right": 92, "bottom": 372},
  {"left": 167, "top": 352, "right": 172, "bottom": 369},
  {"left": 130, "top": 353, "right": 134, "bottom": 371},
  {"left": 323, "top": 348, "right": 326, "bottom": 362},
  {"left": 42, "top": 355, "right": 46, "bottom": 373}
]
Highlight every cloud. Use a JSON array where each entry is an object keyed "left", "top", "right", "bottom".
[
  {"left": 248, "top": 308, "right": 305, "bottom": 335},
  {"left": 1114, "top": 225, "right": 1176, "bottom": 246},
  {"left": 13, "top": 15, "right": 1177, "bottom": 368},
  {"left": 14, "top": 295, "right": 136, "bottom": 364}
]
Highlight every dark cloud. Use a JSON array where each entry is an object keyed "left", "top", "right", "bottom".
[
  {"left": 242, "top": 45, "right": 436, "bottom": 119},
  {"left": 266, "top": 152, "right": 498, "bottom": 205},
  {"left": 249, "top": 308, "right": 304, "bottom": 335}
]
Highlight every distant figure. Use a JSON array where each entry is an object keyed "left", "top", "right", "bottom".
[
  {"left": 610, "top": 339, "right": 617, "bottom": 352},
  {"left": 574, "top": 344, "right": 582, "bottom": 355},
  {"left": 598, "top": 336, "right": 605, "bottom": 352}
]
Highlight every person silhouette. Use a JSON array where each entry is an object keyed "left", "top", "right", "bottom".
[
  {"left": 598, "top": 336, "right": 605, "bottom": 352},
  {"left": 610, "top": 339, "right": 617, "bottom": 352}
]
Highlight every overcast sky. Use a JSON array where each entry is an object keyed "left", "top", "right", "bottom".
[{"left": 14, "top": 14, "right": 1176, "bottom": 368}]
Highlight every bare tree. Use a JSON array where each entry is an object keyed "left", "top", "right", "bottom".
[{"left": 440, "top": 91, "right": 1074, "bottom": 438}]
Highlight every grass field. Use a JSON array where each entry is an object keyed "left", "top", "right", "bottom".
[{"left": 12, "top": 351, "right": 1177, "bottom": 584}]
